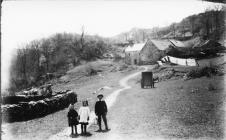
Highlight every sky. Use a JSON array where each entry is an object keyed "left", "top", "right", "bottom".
[{"left": 1, "top": 0, "right": 222, "bottom": 91}]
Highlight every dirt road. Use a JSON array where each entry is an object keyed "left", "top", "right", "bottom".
[
  {"left": 55, "top": 66, "right": 224, "bottom": 140},
  {"left": 48, "top": 66, "right": 149, "bottom": 140}
]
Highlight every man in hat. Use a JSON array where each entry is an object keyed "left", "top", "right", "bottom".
[{"left": 95, "top": 93, "right": 109, "bottom": 131}]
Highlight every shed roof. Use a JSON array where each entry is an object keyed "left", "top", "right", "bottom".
[
  {"left": 196, "top": 40, "right": 222, "bottom": 49},
  {"left": 169, "top": 39, "right": 185, "bottom": 47},
  {"left": 125, "top": 43, "right": 146, "bottom": 52},
  {"left": 150, "top": 39, "right": 171, "bottom": 50}
]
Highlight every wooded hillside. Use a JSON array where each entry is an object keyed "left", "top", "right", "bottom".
[
  {"left": 113, "top": 7, "right": 225, "bottom": 43},
  {"left": 8, "top": 33, "right": 112, "bottom": 93}
]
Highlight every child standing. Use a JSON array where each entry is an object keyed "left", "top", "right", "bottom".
[
  {"left": 95, "top": 93, "right": 109, "bottom": 131},
  {"left": 67, "top": 103, "right": 79, "bottom": 136},
  {"left": 78, "top": 100, "right": 90, "bottom": 135}
]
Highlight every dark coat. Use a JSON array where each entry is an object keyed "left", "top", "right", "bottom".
[
  {"left": 95, "top": 100, "right": 107, "bottom": 115},
  {"left": 67, "top": 109, "right": 79, "bottom": 126}
]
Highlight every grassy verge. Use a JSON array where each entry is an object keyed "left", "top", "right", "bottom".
[
  {"left": 115, "top": 73, "right": 225, "bottom": 139},
  {"left": 2, "top": 60, "right": 139, "bottom": 140}
]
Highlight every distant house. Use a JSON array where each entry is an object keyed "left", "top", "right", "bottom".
[
  {"left": 125, "top": 43, "right": 145, "bottom": 65},
  {"left": 165, "top": 39, "right": 193, "bottom": 58},
  {"left": 124, "top": 39, "right": 175, "bottom": 65}
]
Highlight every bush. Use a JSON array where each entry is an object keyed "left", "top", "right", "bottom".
[
  {"left": 187, "top": 69, "right": 202, "bottom": 78},
  {"left": 208, "top": 83, "right": 216, "bottom": 91},
  {"left": 187, "top": 66, "right": 222, "bottom": 79},
  {"left": 87, "top": 68, "right": 98, "bottom": 76},
  {"left": 113, "top": 53, "right": 122, "bottom": 62}
]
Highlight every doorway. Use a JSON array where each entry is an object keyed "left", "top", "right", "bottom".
[{"left": 134, "top": 59, "right": 137, "bottom": 65}]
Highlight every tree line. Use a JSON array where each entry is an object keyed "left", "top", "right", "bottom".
[
  {"left": 9, "top": 32, "right": 111, "bottom": 94},
  {"left": 152, "top": 6, "right": 225, "bottom": 41},
  {"left": 114, "top": 7, "right": 225, "bottom": 43}
]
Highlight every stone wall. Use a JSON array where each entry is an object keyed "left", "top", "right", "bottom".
[{"left": 1, "top": 91, "right": 77, "bottom": 123}]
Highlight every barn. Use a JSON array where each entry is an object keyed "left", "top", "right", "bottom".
[{"left": 124, "top": 39, "right": 173, "bottom": 65}]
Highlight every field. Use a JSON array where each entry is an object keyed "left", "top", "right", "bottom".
[
  {"left": 2, "top": 60, "right": 225, "bottom": 140},
  {"left": 1, "top": 60, "right": 139, "bottom": 140},
  {"left": 86, "top": 70, "right": 225, "bottom": 140}
]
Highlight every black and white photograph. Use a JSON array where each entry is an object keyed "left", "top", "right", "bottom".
[{"left": 1, "top": 0, "right": 225, "bottom": 140}]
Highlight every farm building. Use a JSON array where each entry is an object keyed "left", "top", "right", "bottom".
[
  {"left": 193, "top": 40, "right": 225, "bottom": 56},
  {"left": 166, "top": 39, "right": 225, "bottom": 59},
  {"left": 124, "top": 39, "right": 176, "bottom": 65},
  {"left": 124, "top": 43, "right": 145, "bottom": 65},
  {"left": 125, "top": 38, "right": 225, "bottom": 66},
  {"left": 165, "top": 39, "right": 193, "bottom": 58}
]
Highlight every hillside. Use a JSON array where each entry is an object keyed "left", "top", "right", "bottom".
[
  {"left": 8, "top": 33, "right": 117, "bottom": 94},
  {"left": 203, "top": 0, "right": 225, "bottom": 3},
  {"left": 111, "top": 28, "right": 153, "bottom": 44},
  {"left": 6, "top": 7, "right": 225, "bottom": 94},
  {"left": 112, "top": 7, "right": 225, "bottom": 44}
]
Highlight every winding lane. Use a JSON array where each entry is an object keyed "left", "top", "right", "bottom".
[{"left": 48, "top": 66, "right": 148, "bottom": 140}]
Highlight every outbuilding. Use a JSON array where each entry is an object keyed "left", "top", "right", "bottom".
[{"left": 124, "top": 39, "right": 173, "bottom": 65}]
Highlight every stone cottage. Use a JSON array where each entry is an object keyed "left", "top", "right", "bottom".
[{"left": 125, "top": 39, "right": 173, "bottom": 65}]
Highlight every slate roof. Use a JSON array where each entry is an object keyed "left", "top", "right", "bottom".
[
  {"left": 124, "top": 39, "right": 185, "bottom": 52},
  {"left": 125, "top": 43, "right": 146, "bottom": 52},
  {"left": 150, "top": 39, "right": 171, "bottom": 50},
  {"left": 169, "top": 39, "right": 185, "bottom": 47}
]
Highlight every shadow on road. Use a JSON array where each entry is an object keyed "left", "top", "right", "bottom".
[{"left": 80, "top": 132, "right": 92, "bottom": 137}]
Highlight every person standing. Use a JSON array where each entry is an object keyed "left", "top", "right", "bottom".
[
  {"left": 67, "top": 103, "right": 79, "bottom": 136},
  {"left": 95, "top": 94, "right": 109, "bottom": 131},
  {"left": 78, "top": 100, "right": 90, "bottom": 135},
  {"left": 46, "top": 84, "right": 53, "bottom": 96}
]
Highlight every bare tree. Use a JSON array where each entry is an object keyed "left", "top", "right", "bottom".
[
  {"left": 124, "top": 33, "right": 128, "bottom": 41},
  {"left": 152, "top": 27, "right": 159, "bottom": 39},
  {"left": 171, "top": 23, "right": 176, "bottom": 38},
  {"left": 17, "top": 48, "right": 28, "bottom": 86},
  {"left": 41, "top": 39, "right": 51, "bottom": 72},
  {"left": 188, "top": 16, "right": 196, "bottom": 36},
  {"left": 142, "top": 30, "right": 146, "bottom": 42},
  {"left": 80, "top": 25, "right": 85, "bottom": 52},
  {"left": 181, "top": 25, "right": 186, "bottom": 37},
  {"left": 213, "top": 5, "right": 223, "bottom": 40},
  {"left": 29, "top": 40, "right": 41, "bottom": 77}
]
